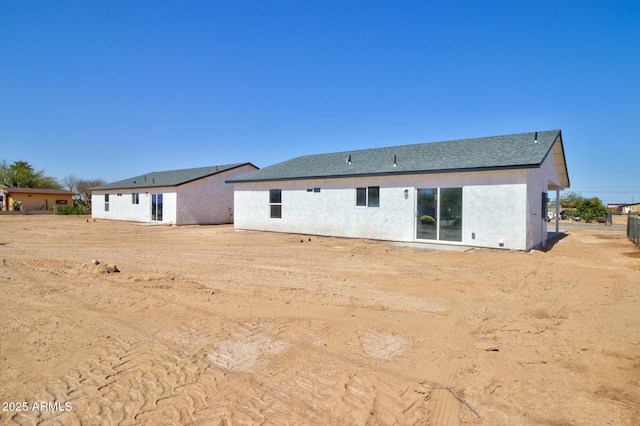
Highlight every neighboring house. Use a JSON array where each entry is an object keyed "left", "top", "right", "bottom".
[
  {"left": 621, "top": 203, "right": 640, "bottom": 215},
  {"left": 228, "top": 130, "right": 569, "bottom": 251},
  {"left": 607, "top": 203, "right": 627, "bottom": 213},
  {"left": 91, "top": 163, "right": 257, "bottom": 225},
  {"left": 0, "top": 186, "right": 74, "bottom": 212}
]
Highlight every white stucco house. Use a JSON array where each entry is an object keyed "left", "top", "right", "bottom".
[
  {"left": 227, "top": 130, "right": 569, "bottom": 251},
  {"left": 92, "top": 163, "right": 257, "bottom": 225}
]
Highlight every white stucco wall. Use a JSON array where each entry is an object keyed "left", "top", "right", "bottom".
[
  {"left": 176, "top": 164, "right": 257, "bottom": 225},
  {"left": 463, "top": 184, "right": 527, "bottom": 249},
  {"left": 92, "top": 189, "right": 177, "bottom": 224},
  {"left": 233, "top": 168, "right": 539, "bottom": 250},
  {"left": 234, "top": 177, "right": 416, "bottom": 241}
]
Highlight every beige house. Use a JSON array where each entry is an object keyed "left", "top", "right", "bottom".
[
  {"left": 1, "top": 187, "right": 74, "bottom": 212},
  {"left": 621, "top": 203, "right": 640, "bottom": 215}
]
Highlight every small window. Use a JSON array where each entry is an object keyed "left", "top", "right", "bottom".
[
  {"left": 132, "top": 193, "right": 139, "bottom": 204},
  {"left": 368, "top": 186, "right": 379, "bottom": 207},
  {"left": 55, "top": 200, "right": 68, "bottom": 205},
  {"left": 314, "top": 188, "right": 321, "bottom": 193},
  {"left": 356, "top": 188, "right": 367, "bottom": 206},
  {"left": 356, "top": 186, "right": 379, "bottom": 207},
  {"left": 270, "top": 189, "right": 282, "bottom": 218},
  {"left": 104, "top": 194, "right": 110, "bottom": 212}
]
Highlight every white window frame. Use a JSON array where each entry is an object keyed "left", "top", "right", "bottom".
[
  {"left": 356, "top": 186, "right": 380, "bottom": 208},
  {"left": 269, "top": 189, "right": 282, "bottom": 219}
]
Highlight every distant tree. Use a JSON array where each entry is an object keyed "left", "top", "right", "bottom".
[
  {"left": 76, "top": 178, "right": 106, "bottom": 206},
  {"left": 559, "top": 191, "right": 583, "bottom": 209},
  {"left": 62, "top": 175, "right": 80, "bottom": 202},
  {"left": 0, "top": 160, "right": 62, "bottom": 189},
  {"left": 574, "top": 197, "right": 607, "bottom": 223}
]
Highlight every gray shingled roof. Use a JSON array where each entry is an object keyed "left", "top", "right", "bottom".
[
  {"left": 228, "top": 130, "right": 564, "bottom": 183},
  {"left": 92, "top": 163, "right": 254, "bottom": 190}
]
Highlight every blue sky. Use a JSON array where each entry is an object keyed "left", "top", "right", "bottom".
[{"left": 1, "top": 0, "right": 638, "bottom": 205}]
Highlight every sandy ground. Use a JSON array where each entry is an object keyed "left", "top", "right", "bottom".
[{"left": 0, "top": 215, "right": 638, "bottom": 425}]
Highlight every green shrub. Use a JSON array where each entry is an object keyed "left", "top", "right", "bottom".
[
  {"left": 57, "top": 205, "right": 84, "bottom": 215},
  {"left": 574, "top": 197, "right": 607, "bottom": 223},
  {"left": 420, "top": 215, "right": 435, "bottom": 225}
]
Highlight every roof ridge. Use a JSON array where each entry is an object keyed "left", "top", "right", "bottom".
[{"left": 290, "top": 130, "right": 561, "bottom": 159}]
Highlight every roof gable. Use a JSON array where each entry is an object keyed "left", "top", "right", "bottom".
[
  {"left": 229, "top": 130, "right": 567, "bottom": 183},
  {"left": 93, "top": 163, "right": 256, "bottom": 191}
]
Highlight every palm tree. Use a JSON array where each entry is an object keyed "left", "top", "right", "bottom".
[{"left": 0, "top": 160, "right": 61, "bottom": 189}]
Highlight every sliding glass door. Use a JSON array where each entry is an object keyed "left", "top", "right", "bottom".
[
  {"left": 416, "top": 187, "right": 462, "bottom": 242},
  {"left": 151, "top": 194, "right": 163, "bottom": 221},
  {"left": 439, "top": 188, "right": 462, "bottom": 242},
  {"left": 416, "top": 189, "right": 438, "bottom": 240}
]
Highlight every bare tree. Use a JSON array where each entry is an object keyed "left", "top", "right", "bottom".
[
  {"left": 76, "top": 179, "right": 106, "bottom": 206},
  {"left": 62, "top": 175, "right": 81, "bottom": 203},
  {"left": 63, "top": 175, "right": 106, "bottom": 206}
]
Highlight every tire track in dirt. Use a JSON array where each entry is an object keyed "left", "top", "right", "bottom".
[
  {"left": 5, "top": 258, "right": 435, "bottom": 424},
  {"left": 425, "top": 271, "right": 506, "bottom": 426},
  {"left": 190, "top": 296, "right": 434, "bottom": 424},
  {"left": 358, "top": 330, "right": 408, "bottom": 360},
  {"left": 431, "top": 270, "right": 557, "bottom": 424},
  {"left": 190, "top": 297, "right": 363, "bottom": 424},
  {"left": 602, "top": 279, "right": 623, "bottom": 306},
  {"left": 5, "top": 334, "right": 231, "bottom": 425}
]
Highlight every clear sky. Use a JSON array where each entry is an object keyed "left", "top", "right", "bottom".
[{"left": 1, "top": 0, "right": 638, "bottom": 205}]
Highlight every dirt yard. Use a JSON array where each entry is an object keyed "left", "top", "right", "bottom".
[{"left": 1, "top": 215, "right": 638, "bottom": 425}]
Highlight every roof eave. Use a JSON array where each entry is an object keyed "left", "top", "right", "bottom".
[{"left": 539, "top": 130, "right": 570, "bottom": 189}]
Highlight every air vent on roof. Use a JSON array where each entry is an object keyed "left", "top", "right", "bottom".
[
  {"left": 346, "top": 155, "right": 351, "bottom": 165},
  {"left": 393, "top": 155, "right": 397, "bottom": 167},
  {"left": 534, "top": 132, "right": 538, "bottom": 143}
]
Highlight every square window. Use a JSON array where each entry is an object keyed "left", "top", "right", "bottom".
[
  {"left": 356, "top": 187, "right": 379, "bottom": 207},
  {"left": 269, "top": 189, "right": 281, "bottom": 204},
  {"left": 269, "top": 189, "right": 282, "bottom": 218}
]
